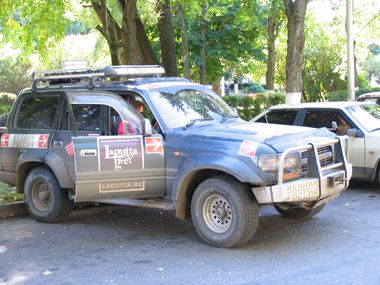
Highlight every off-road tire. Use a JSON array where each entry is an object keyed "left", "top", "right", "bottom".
[
  {"left": 191, "top": 175, "right": 260, "bottom": 248},
  {"left": 24, "top": 167, "right": 74, "bottom": 223},
  {"left": 274, "top": 204, "right": 325, "bottom": 219}
]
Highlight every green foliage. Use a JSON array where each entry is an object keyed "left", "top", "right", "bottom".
[
  {"left": 327, "top": 87, "right": 380, "bottom": 101},
  {"left": 326, "top": 90, "right": 349, "bottom": 102},
  {"left": 0, "top": 93, "right": 16, "bottom": 114},
  {"left": 0, "top": 0, "right": 73, "bottom": 57},
  {"left": 355, "top": 87, "right": 380, "bottom": 96},
  {"left": 244, "top": 83, "right": 266, "bottom": 94},
  {"left": 302, "top": 16, "right": 347, "bottom": 102},
  {"left": 223, "top": 92, "right": 285, "bottom": 120},
  {"left": 0, "top": 55, "right": 31, "bottom": 94},
  {"left": 176, "top": 0, "right": 265, "bottom": 82},
  {"left": 0, "top": 182, "right": 22, "bottom": 204}
]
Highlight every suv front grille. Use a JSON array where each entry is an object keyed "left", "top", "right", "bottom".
[{"left": 301, "top": 144, "right": 334, "bottom": 176}]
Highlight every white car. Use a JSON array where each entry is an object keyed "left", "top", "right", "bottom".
[{"left": 252, "top": 101, "right": 380, "bottom": 183}]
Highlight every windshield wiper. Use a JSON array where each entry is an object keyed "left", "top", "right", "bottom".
[
  {"left": 183, "top": 118, "right": 214, "bottom": 130},
  {"left": 221, "top": 115, "right": 239, "bottom": 123}
]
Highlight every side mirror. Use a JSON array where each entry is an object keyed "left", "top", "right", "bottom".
[
  {"left": 346, "top": 128, "right": 358, "bottom": 137},
  {"left": 143, "top": 118, "right": 152, "bottom": 136},
  {"left": 331, "top": 121, "right": 338, "bottom": 131}
]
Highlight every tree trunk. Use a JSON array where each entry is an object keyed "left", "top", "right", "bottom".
[
  {"left": 157, "top": 0, "right": 178, "bottom": 76},
  {"left": 176, "top": 1, "right": 191, "bottom": 79},
  {"left": 354, "top": 40, "right": 359, "bottom": 87},
  {"left": 92, "top": 0, "right": 124, "bottom": 65},
  {"left": 199, "top": 4, "right": 207, "bottom": 84},
  {"left": 91, "top": 0, "right": 157, "bottom": 65},
  {"left": 283, "top": 0, "right": 309, "bottom": 103},
  {"left": 266, "top": 15, "right": 276, "bottom": 91},
  {"left": 121, "top": 0, "right": 141, "bottom": 64},
  {"left": 136, "top": 17, "right": 159, "bottom": 65}
]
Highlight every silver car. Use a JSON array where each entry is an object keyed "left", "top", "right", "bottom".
[{"left": 252, "top": 101, "right": 380, "bottom": 183}]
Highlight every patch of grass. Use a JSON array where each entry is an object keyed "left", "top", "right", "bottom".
[{"left": 0, "top": 182, "right": 23, "bottom": 204}]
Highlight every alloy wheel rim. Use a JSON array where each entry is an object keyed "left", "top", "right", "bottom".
[{"left": 203, "top": 194, "right": 232, "bottom": 233}]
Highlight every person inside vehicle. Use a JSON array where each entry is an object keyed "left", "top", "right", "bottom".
[
  {"left": 114, "top": 101, "right": 145, "bottom": 135},
  {"left": 333, "top": 114, "right": 351, "bottom": 135},
  {"left": 132, "top": 100, "right": 144, "bottom": 115}
]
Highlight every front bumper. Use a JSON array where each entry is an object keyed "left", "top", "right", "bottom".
[{"left": 252, "top": 137, "right": 352, "bottom": 205}]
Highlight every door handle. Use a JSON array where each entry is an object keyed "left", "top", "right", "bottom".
[
  {"left": 53, "top": 141, "right": 63, "bottom": 147},
  {"left": 80, "top": 149, "right": 97, "bottom": 157}
]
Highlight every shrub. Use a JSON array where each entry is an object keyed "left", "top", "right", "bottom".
[
  {"left": 0, "top": 93, "right": 16, "bottom": 115},
  {"left": 326, "top": 90, "right": 348, "bottom": 101},
  {"left": 244, "top": 83, "right": 266, "bottom": 94},
  {"left": 222, "top": 92, "right": 285, "bottom": 121},
  {"left": 327, "top": 87, "right": 380, "bottom": 101}
]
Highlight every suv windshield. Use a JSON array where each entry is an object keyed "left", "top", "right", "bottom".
[
  {"left": 346, "top": 103, "right": 380, "bottom": 132},
  {"left": 149, "top": 88, "right": 236, "bottom": 129}
]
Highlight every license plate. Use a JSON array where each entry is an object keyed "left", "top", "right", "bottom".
[{"left": 285, "top": 179, "right": 319, "bottom": 201}]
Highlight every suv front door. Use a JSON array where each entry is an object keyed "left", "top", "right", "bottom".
[{"left": 68, "top": 91, "right": 166, "bottom": 202}]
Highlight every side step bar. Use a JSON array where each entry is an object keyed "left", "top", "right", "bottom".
[{"left": 93, "top": 198, "right": 175, "bottom": 211}]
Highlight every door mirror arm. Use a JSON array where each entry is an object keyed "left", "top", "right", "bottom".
[{"left": 143, "top": 118, "right": 153, "bottom": 136}]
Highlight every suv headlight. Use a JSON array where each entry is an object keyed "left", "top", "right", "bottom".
[{"left": 258, "top": 152, "right": 302, "bottom": 181}]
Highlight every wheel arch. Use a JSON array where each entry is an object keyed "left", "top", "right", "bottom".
[
  {"left": 16, "top": 151, "right": 74, "bottom": 193},
  {"left": 371, "top": 156, "right": 380, "bottom": 183},
  {"left": 174, "top": 168, "right": 252, "bottom": 220}
]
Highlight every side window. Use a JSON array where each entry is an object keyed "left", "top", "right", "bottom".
[
  {"left": 303, "top": 110, "right": 352, "bottom": 134},
  {"left": 303, "top": 111, "right": 327, "bottom": 128},
  {"left": 16, "top": 95, "right": 59, "bottom": 129},
  {"left": 59, "top": 104, "right": 102, "bottom": 132},
  {"left": 109, "top": 106, "right": 142, "bottom": 136},
  {"left": 74, "top": 105, "right": 101, "bottom": 131},
  {"left": 260, "top": 110, "right": 298, "bottom": 125},
  {"left": 118, "top": 93, "right": 159, "bottom": 133}
]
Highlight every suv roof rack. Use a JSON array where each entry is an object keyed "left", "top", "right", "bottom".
[{"left": 31, "top": 65, "right": 166, "bottom": 90}]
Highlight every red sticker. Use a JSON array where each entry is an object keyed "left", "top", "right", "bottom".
[
  {"left": 38, "top": 135, "right": 49, "bottom": 148},
  {"left": 145, "top": 137, "right": 163, "bottom": 153},
  {"left": 238, "top": 140, "right": 260, "bottom": 158},
  {"left": 65, "top": 141, "right": 74, "bottom": 157},
  {"left": 1, "top": 134, "right": 10, "bottom": 147}
]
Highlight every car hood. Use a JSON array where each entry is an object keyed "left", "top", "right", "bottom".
[{"left": 184, "top": 121, "right": 337, "bottom": 153}]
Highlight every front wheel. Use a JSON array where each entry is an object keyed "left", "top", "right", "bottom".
[
  {"left": 274, "top": 204, "right": 325, "bottom": 219},
  {"left": 191, "top": 176, "right": 260, "bottom": 248},
  {"left": 24, "top": 167, "right": 74, "bottom": 223}
]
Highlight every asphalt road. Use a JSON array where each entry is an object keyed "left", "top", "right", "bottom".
[{"left": 1, "top": 182, "right": 379, "bottom": 285}]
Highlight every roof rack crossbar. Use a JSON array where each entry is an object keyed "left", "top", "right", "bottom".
[{"left": 32, "top": 65, "right": 166, "bottom": 86}]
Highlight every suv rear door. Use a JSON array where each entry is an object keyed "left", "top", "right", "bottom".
[
  {"left": 68, "top": 91, "right": 166, "bottom": 202},
  {"left": 0, "top": 92, "right": 61, "bottom": 185}
]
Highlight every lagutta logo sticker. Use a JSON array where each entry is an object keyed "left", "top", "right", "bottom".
[{"left": 98, "top": 136, "right": 144, "bottom": 171}]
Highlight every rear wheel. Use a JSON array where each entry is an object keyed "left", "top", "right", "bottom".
[
  {"left": 274, "top": 204, "right": 325, "bottom": 219},
  {"left": 24, "top": 167, "right": 74, "bottom": 223},
  {"left": 191, "top": 175, "right": 260, "bottom": 248}
]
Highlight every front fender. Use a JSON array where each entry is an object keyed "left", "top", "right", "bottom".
[{"left": 171, "top": 154, "right": 264, "bottom": 219}]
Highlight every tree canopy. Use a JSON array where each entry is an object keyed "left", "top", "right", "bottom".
[{"left": 0, "top": 0, "right": 379, "bottom": 101}]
